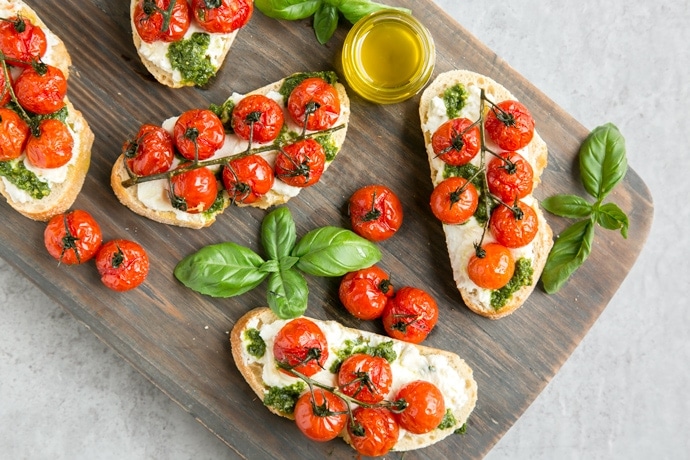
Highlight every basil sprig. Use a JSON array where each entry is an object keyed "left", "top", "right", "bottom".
[
  {"left": 174, "top": 207, "right": 381, "bottom": 318},
  {"left": 540, "top": 123, "right": 629, "bottom": 294}
]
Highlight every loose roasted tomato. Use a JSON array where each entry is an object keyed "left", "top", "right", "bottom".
[
  {"left": 192, "top": 0, "right": 253, "bottom": 33},
  {"left": 274, "top": 138, "right": 325, "bottom": 187},
  {"left": 44, "top": 209, "right": 103, "bottom": 265},
  {"left": 347, "top": 407, "right": 399, "bottom": 457},
  {"left": 338, "top": 265, "right": 393, "bottom": 320},
  {"left": 95, "top": 239, "right": 150, "bottom": 292},
  {"left": 287, "top": 77, "right": 340, "bottom": 131},
  {"left": 382, "top": 286, "right": 438, "bottom": 344},
  {"left": 231, "top": 94, "right": 284, "bottom": 144},
  {"left": 338, "top": 353, "right": 392, "bottom": 404},
  {"left": 14, "top": 63, "right": 67, "bottom": 115},
  {"left": 0, "top": 15, "right": 47, "bottom": 67},
  {"left": 174, "top": 109, "right": 225, "bottom": 161},
  {"left": 169, "top": 165, "right": 218, "bottom": 213},
  {"left": 490, "top": 201, "right": 539, "bottom": 248},
  {"left": 429, "top": 176, "right": 479, "bottom": 225},
  {"left": 123, "top": 124, "right": 175, "bottom": 176},
  {"left": 293, "top": 388, "right": 347, "bottom": 442},
  {"left": 484, "top": 100, "right": 535, "bottom": 151},
  {"left": 25, "top": 118, "right": 73, "bottom": 169},
  {"left": 431, "top": 117, "right": 480, "bottom": 166},
  {"left": 133, "top": 0, "right": 191, "bottom": 43},
  {"left": 394, "top": 380, "right": 445, "bottom": 434},
  {"left": 348, "top": 184, "right": 403, "bottom": 242},
  {"left": 486, "top": 151, "right": 534, "bottom": 203},
  {"left": 0, "top": 108, "right": 29, "bottom": 161},
  {"left": 467, "top": 242, "right": 515, "bottom": 290},
  {"left": 222, "top": 154, "right": 274, "bottom": 204},
  {"left": 273, "top": 318, "right": 329, "bottom": 378}
]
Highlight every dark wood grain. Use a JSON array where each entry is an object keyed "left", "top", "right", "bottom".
[{"left": 2, "top": 1, "right": 652, "bottom": 458}]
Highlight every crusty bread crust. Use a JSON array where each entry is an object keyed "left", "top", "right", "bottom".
[
  {"left": 231, "top": 307, "right": 478, "bottom": 453},
  {"left": 419, "top": 70, "right": 553, "bottom": 319}
]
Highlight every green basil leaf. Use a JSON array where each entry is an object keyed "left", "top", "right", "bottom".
[
  {"left": 541, "top": 219, "right": 595, "bottom": 294},
  {"left": 292, "top": 226, "right": 381, "bottom": 277},
  {"left": 174, "top": 243, "right": 268, "bottom": 297},
  {"left": 337, "top": 0, "right": 410, "bottom": 24},
  {"left": 267, "top": 268, "right": 309, "bottom": 319},
  {"left": 579, "top": 123, "right": 627, "bottom": 200},
  {"left": 279, "top": 255, "right": 299, "bottom": 270},
  {"left": 541, "top": 194, "right": 593, "bottom": 219},
  {"left": 254, "top": 0, "right": 321, "bottom": 20},
  {"left": 314, "top": 3, "right": 339, "bottom": 44},
  {"left": 259, "top": 259, "right": 280, "bottom": 273},
  {"left": 595, "top": 202, "right": 629, "bottom": 238},
  {"left": 261, "top": 207, "right": 297, "bottom": 260}
]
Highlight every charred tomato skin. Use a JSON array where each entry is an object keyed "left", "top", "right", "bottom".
[
  {"left": 382, "top": 286, "right": 438, "bottom": 344},
  {"left": 44, "top": 209, "right": 103, "bottom": 265},
  {"left": 338, "top": 265, "right": 394, "bottom": 320},
  {"left": 272, "top": 318, "right": 329, "bottom": 377},
  {"left": 95, "top": 239, "right": 150, "bottom": 292},
  {"left": 348, "top": 184, "right": 403, "bottom": 242},
  {"left": 293, "top": 388, "right": 347, "bottom": 442}
]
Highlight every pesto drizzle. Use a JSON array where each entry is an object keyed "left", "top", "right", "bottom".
[
  {"left": 263, "top": 381, "right": 305, "bottom": 414},
  {"left": 329, "top": 337, "right": 397, "bottom": 373},
  {"left": 491, "top": 257, "right": 534, "bottom": 310},
  {"left": 243, "top": 328, "right": 266, "bottom": 358},
  {"left": 0, "top": 159, "right": 50, "bottom": 199},
  {"left": 443, "top": 83, "right": 469, "bottom": 119},
  {"left": 167, "top": 32, "right": 216, "bottom": 87}
]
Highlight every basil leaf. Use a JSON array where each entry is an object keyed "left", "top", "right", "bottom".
[
  {"left": 337, "top": 0, "right": 410, "bottom": 24},
  {"left": 541, "top": 194, "right": 592, "bottom": 219},
  {"left": 579, "top": 123, "right": 627, "bottom": 200},
  {"left": 314, "top": 3, "right": 339, "bottom": 45},
  {"left": 267, "top": 268, "right": 309, "bottom": 319},
  {"left": 292, "top": 226, "right": 381, "bottom": 277},
  {"left": 174, "top": 243, "right": 268, "bottom": 297},
  {"left": 595, "top": 202, "right": 629, "bottom": 238},
  {"left": 261, "top": 207, "right": 297, "bottom": 260},
  {"left": 254, "top": 0, "right": 321, "bottom": 20},
  {"left": 259, "top": 259, "right": 280, "bottom": 273},
  {"left": 541, "top": 219, "right": 595, "bottom": 294}
]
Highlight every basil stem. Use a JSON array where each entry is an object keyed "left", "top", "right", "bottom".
[{"left": 267, "top": 268, "right": 310, "bottom": 319}]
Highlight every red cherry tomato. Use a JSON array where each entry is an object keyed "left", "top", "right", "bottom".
[
  {"left": 394, "top": 380, "right": 445, "bottom": 434},
  {"left": 274, "top": 138, "right": 325, "bottom": 188},
  {"left": 338, "top": 265, "right": 394, "bottom": 320},
  {"left": 133, "top": 0, "right": 191, "bottom": 43},
  {"left": 25, "top": 119, "right": 73, "bottom": 169},
  {"left": 174, "top": 109, "right": 225, "bottom": 161},
  {"left": 293, "top": 388, "right": 347, "bottom": 442},
  {"left": 14, "top": 64, "right": 67, "bottom": 115},
  {"left": 192, "top": 0, "right": 253, "bottom": 33},
  {"left": 429, "top": 176, "right": 478, "bottom": 225},
  {"left": 169, "top": 166, "right": 218, "bottom": 213},
  {"left": 231, "top": 94, "right": 284, "bottom": 144},
  {"left": 382, "top": 286, "right": 438, "bottom": 344},
  {"left": 490, "top": 201, "right": 539, "bottom": 248},
  {"left": 431, "top": 117, "right": 480, "bottom": 166},
  {"left": 337, "top": 354, "right": 392, "bottom": 404},
  {"left": 0, "top": 107, "right": 29, "bottom": 161},
  {"left": 347, "top": 407, "right": 399, "bottom": 457},
  {"left": 287, "top": 77, "right": 340, "bottom": 131},
  {"left": 222, "top": 154, "right": 274, "bottom": 204},
  {"left": 0, "top": 15, "right": 47, "bottom": 67},
  {"left": 95, "top": 239, "right": 150, "bottom": 292},
  {"left": 44, "top": 209, "right": 103, "bottom": 265},
  {"left": 486, "top": 151, "right": 534, "bottom": 203},
  {"left": 467, "top": 242, "right": 515, "bottom": 290},
  {"left": 123, "top": 124, "right": 175, "bottom": 176},
  {"left": 348, "top": 184, "right": 403, "bottom": 242},
  {"left": 273, "top": 318, "right": 329, "bottom": 378},
  {"left": 484, "top": 100, "right": 535, "bottom": 151}
]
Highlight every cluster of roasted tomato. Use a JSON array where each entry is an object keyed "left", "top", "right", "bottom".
[
  {"left": 272, "top": 317, "right": 447, "bottom": 457},
  {"left": 429, "top": 97, "right": 539, "bottom": 290}
]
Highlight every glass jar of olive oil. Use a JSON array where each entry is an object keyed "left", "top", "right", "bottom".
[{"left": 341, "top": 10, "right": 435, "bottom": 104}]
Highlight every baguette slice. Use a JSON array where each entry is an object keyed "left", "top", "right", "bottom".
[
  {"left": 0, "top": 0, "right": 94, "bottom": 221},
  {"left": 231, "top": 307, "right": 478, "bottom": 453},
  {"left": 419, "top": 70, "right": 553, "bottom": 319}
]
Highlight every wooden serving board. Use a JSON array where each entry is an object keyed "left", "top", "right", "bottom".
[{"left": 2, "top": 1, "right": 653, "bottom": 458}]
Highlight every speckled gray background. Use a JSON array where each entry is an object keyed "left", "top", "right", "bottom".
[{"left": 2, "top": 0, "right": 688, "bottom": 458}]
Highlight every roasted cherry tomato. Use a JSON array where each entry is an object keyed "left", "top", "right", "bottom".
[
  {"left": 174, "top": 109, "right": 225, "bottom": 161},
  {"left": 25, "top": 118, "right": 73, "bottom": 169},
  {"left": 338, "top": 353, "right": 392, "bottom": 404},
  {"left": 123, "top": 124, "right": 175, "bottom": 176},
  {"left": 431, "top": 117, "right": 480, "bottom": 166},
  {"left": 44, "top": 209, "right": 103, "bottom": 265},
  {"left": 382, "top": 286, "right": 438, "bottom": 344},
  {"left": 486, "top": 151, "right": 534, "bottom": 203},
  {"left": 394, "top": 380, "right": 446, "bottom": 434},
  {"left": 467, "top": 242, "right": 515, "bottom": 290},
  {"left": 231, "top": 94, "right": 284, "bottom": 144},
  {"left": 347, "top": 407, "right": 399, "bottom": 457},
  {"left": 484, "top": 100, "right": 535, "bottom": 151},
  {"left": 133, "top": 0, "right": 191, "bottom": 43},
  {"left": 287, "top": 77, "right": 340, "bottom": 131},
  {"left": 222, "top": 154, "right": 274, "bottom": 204},
  {"left": 348, "top": 184, "right": 403, "bottom": 242},
  {"left": 95, "top": 239, "right": 150, "bottom": 292},
  {"left": 0, "top": 15, "right": 47, "bottom": 67},
  {"left": 274, "top": 138, "right": 325, "bottom": 187},
  {"left": 0, "top": 107, "right": 29, "bottom": 161},
  {"left": 429, "top": 176, "right": 479, "bottom": 225},
  {"left": 293, "top": 388, "right": 347, "bottom": 442},
  {"left": 273, "top": 318, "right": 329, "bottom": 378},
  {"left": 490, "top": 201, "right": 539, "bottom": 248},
  {"left": 14, "top": 64, "right": 67, "bottom": 115},
  {"left": 338, "top": 265, "right": 394, "bottom": 320},
  {"left": 192, "top": 0, "right": 253, "bottom": 33},
  {"left": 169, "top": 166, "right": 218, "bottom": 213}
]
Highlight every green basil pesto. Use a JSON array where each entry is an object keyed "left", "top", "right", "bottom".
[
  {"left": 278, "top": 71, "right": 338, "bottom": 102},
  {"left": 455, "top": 423, "right": 467, "bottom": 435},
  {"left": 168, "top": 32, "right": 216, "bottom": 87},
  {"left": 0, "top": 159, "right": 50, "bottom": 199},
  {"left": 329, "top": 337, "right": 397, "bottom": 373},
  {"left": 263, "top": 381, "right": 305, "bottom": 414},
  {"left": 491, "top": 257, "right": 534, "bottom": 310},
  {"left": 314, "top": 133, "right": 338, "bottom": 161},
  {"left": 437, "top": 409, "right": 457, "bottom": 430},
  {"left": 443, "top": 84, "right": 469, "bottom": 119},
  {"left": 443, "top": 163, "right": 490, "bottom": 225},
  {"left": 209, "top": 98, "right": 235, "bottom": 132},
  {"left": 243, "top": 328, "right": 266, "bottom": 358},
  {"left": 202, "top": 190, "right": 227, "bottom": 217}
]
